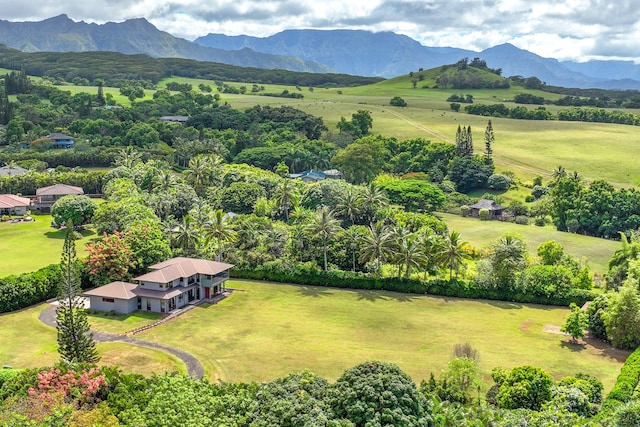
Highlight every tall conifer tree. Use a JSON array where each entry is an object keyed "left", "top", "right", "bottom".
[
  {"left": 56, "top": 221, "right": 100, "bottom": 364},
  {"left": 484, "top": 120, "right": 494, "bottom": 164}
]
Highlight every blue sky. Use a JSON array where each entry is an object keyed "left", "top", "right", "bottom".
[{"left": 1, "top": 0, "right": 638, "bottom": 62}]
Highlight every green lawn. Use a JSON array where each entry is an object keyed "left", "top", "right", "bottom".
[
  {"left": 134, "top": 280, "right": 627, "bottom": 392},
  {"left": 0, "top": 304, "right": 183, "bottom": 374},
  {"left": 0, "top": 215, "right": 96, "bottom": 277},
  {"left": 439, "top": 213, "right": 619, "bottom": 274}
]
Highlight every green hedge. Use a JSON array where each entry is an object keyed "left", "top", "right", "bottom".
[
  {"left": 231, "top": 267, "right": 596, "bottom": 307},
  {"left": 606, "top": 346, "right": 640, "bottom": 404},
  {"left": 0, "top": 261, "right": 90, "bottom": 313}
]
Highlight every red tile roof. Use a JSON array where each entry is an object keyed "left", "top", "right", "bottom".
[{"left": 36, "top": 184, "right": 84, "bottom": 196}]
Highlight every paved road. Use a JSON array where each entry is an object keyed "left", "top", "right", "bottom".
[{"left": 39, "top": 305, "right": 204, "bottom": 379}]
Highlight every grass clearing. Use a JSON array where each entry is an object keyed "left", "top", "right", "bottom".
[
  {"left": 0, "top": 215, "right": 96, "bottom": 277},
  {"left": 136, "top": 280, "right": 627, "bottom": 392},
  {"left": 87, "top": 310, "right": 163, "bottom": 335},
  {"left": 438, "top": 213, "right": 619, "bottom": 274},
  {"left": 98, "top": 342, "right": 186, "bottom": 376}
]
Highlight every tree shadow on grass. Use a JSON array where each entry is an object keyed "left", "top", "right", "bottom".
[
  {"left": 484, "top": 300, "right": 524, "bottom": 310},
  {"left": 560, "top": 340, "right": 587, "bottom": 353},
  {"left": 583, "top": 337, "right": 631, "bottom": 363},
  {"left": 356, "top": 290, "right": 388, "bottom": 302},
  {"left": 45, "top": 228, "right": 95, "bottom": 240},
  {"left": 296, "top": 286, "right": 334, "bottom": 298}
]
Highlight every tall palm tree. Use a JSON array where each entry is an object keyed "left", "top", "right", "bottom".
[
  {"left": 204, "top": 209, "right": 237, "bottom": 262},
  {"left": 361, "top": 184, "right": 389, "bottom": 223},
  {"left": 306, "top": 206, "right": 341, "bottom": 271},
  {"left": 183, "top": 154, "right": 221, "bottom": 196},
  {"left": 389, "top": 224, "right": 413, "bottom": 275},
  {"left": 416, "top": 228, "right": 445, "bottom": 280},
  {"left": 274, "top": 179, "right": 299, "bottom": 223},
  {"left": 359, "top": 221, "right": 393, "bottom": 277},
  {"left": 552, "top": 165, "right": 567, "bottom": 180},
  {"left": 113, "top": 146, "right": 142, "bottom": 169},
  {"left": 437, "top": 230, "right": 471, "bottom": 280},
  {"left": 335, "top": 187, "right": 364, "bottom": 225},
  {"left": 344, "top": 226, "right": 363, "bottom": 272},
  {"left": 396, "top": 234, "right": 427, "bottom": 279},
  {"left": 171, "top": 215, "right": 202, "bottom": 257}
]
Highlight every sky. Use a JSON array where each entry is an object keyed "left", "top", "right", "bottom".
[{"left": 1, "top": 0, "right": 639, "bottom": 63}]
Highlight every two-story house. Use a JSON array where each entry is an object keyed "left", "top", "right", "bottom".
[
  {"left": 34, "top": 183, "right": 84, "bottom": 213},
  {"left": 84, "top": 257, "right": 234, "bottom": 314}
]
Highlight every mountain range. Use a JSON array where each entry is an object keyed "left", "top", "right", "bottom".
[{"left": 1, "top": 15, "right": 640, "bottom": 90}]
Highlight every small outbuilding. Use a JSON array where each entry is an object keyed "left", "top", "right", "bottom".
[{"left": 468, "top": 199, "right": 505, "bottom": 219}]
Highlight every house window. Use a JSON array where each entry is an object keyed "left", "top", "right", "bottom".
[
  {"left": 166, "top": 282, "right": 173, "bottom": 289},
  {"left": 102, "top": 298, "right": 115, "bottom": 303}
]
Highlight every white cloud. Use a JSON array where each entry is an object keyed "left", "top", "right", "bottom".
[{"left": 0, "top": 0, "right": 639, "bottom": 61}]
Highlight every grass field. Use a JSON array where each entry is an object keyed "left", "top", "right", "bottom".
[
  {"left": 133, "top": 280, "right": 627, "bottom": 392},
  {"left": 0, "top": 282, "right": 627, "bottom": 392},
  {"left": 438, "top": 213, "right": 620, "bottom": 274},
  {"left": 0, "top": 214, "right": 96, "bottom": 277},
  {"left": 0, "top": 304, "right": 184, "bottom": 375}
]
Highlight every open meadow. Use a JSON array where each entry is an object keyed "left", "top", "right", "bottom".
[
  {"left": 0, "top": 214, "right": 95, "bottom": 277},
  {"left": 438, "top": 213, "right": 620, "bottom": 274},
  {"left": 131, "top": 280, "right": 627, "bottom": 391}
]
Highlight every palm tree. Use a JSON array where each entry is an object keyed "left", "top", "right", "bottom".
[
  {"left": 389, "top": 224, "right": 413, "bottom": 275},
  {"left": 171, "top": 215, "right": 202, "bottom": 257},
  {"left": 416, "top": 228, "right": 445, "bottom": 280},
  {"left": 552, "top": 165, "right": 567, "bottom": 180},
  {"left": 183, "top": 154, "right": 221, "bottom": 196},
  {"left": 335, "top": 187, "right": 364, "bottom": 225},
  {"left": 396, "top": 234, "right": 427, "bottom": 279},
  {"left": 154, "top": 169, "right": 177, "bottom": 192},
  {"left": 274, "top": 179, "right": 299, "bottom": 223},
  {"left": 361, "top": 184, "right": 389, "bottom": 223},
  {"left": 113, "top": 146, "right": 142, "bottom": 169},
  {"left": 204, "top": 209, "right": 237, "bottom": 262},
  {"left": 344, "top": 226, "right": 363, "bottom": 272},
  {"left": 306, "top": 206, "right": 341, "bottom": 271},
  {"left": 437, "top": 230, "right": 471, "bottom": 280},
  {"left": 359, "top": 221, "right": 393, "bottom": 277}
]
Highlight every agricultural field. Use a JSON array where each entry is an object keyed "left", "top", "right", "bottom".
[{"left": 0, "top": 214, "right": 96, "bottom": 276}]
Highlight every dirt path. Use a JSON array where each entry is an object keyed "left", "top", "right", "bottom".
[{"left": 39, "top": 305, "right": 204, "bottom": 379}]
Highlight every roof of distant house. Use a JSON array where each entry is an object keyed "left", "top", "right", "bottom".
[
  {"left": 0, "top": 165, "right": 29, "bottom": 177},
  {"left": 289, "top": 169, "right": 326, "bottom": 180},
  {"left": 0, "top": 194, "right": 31, "bottom": 209},
  {"left": 46, "top": 133, "right": 74, "bottom": 140},
  {"left": 469, "top": 199, "right": 505, "bottom": 210},
  {"left": 135, "top": 257, "right": 234, "bottom": 283},
  {"left": 160, "top": 116, "right": 189, "bottom": 122},
  {"left": 84, "top": 281, "right": 138, "bottom": 300},
  {"left": 36, "top": 183, "right": 84, "bottom": 196}
]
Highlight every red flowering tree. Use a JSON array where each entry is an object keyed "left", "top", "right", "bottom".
[{"left": 84, "top": 231, "right": 134, "bottom": 286}]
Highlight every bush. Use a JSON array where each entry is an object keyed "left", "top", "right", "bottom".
[
  {"left": 525, "top": 195, "right": 535, "bottom": 203},
  {"left": 389, "top": 96, "right": 407, "bottom": 107},
  {"left": 532, "top": 185, "right": 549, "bottom": 199},
  {"left": 606, "top": 346, "right": 640, "bottom": 404},
  {"left": 450, "top": 102, "right": 461, "bottom": 112},
  {"left": 460, "top": 205, "right": 469, "bottom": 217},
  {"left": 479, "top": 208, "right": 490, "bottom": 220},
  {"left": 514, "top": 215, "right": 529, "bottom": 225},
  {"left": 487, "top": 174, "right": 511, "bottom": 190}
]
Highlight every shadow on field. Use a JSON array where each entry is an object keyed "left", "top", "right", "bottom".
[
  {"left": 583, "top": 337, "right": 631, "bottom": 363},
  {"left": 484, "top": 300, "right": 523, "bottom": 310},
  {"left": 560, "top": 340, "right": 586, "bottom": 352},
  {"left": 296, "top": 286, "right": 333, "bottom": 298}
]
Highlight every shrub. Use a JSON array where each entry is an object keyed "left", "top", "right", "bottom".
[
  {"left": 606, "top": 346, "right": 640, "bottom": 403},
  {"left": 525, "top": 195, "right": 535, "bottom": 203},
  {"left": 389, "top": 96, "right": 407, "bottom": 107},
  {"left": 532, "top": 185, "right": 549, "bottom": 199},
  {"left": 496, "top": 366, "right": 553, "bottom": 410},
  {"left": 514, "top": 215, "right": 529, "bottom": 225},
  {"left": 487, "top": 174, "right": 511, "bottom": 190},
  {"left": 534, "top": 217, "right": 547, "bottom": 226},
  {"left": 460, "top": 205, "right": 469, "bottom": 217},
  {"left": 479, "top": 208, "right": 490, "bottom": 220},
  {"left": 450, "top": 102, "right": 461, "bottom": 112}
]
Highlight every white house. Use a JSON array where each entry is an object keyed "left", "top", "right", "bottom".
[
  {"left": 84, "top": 257, "right": 233, "bottom": 314},
  {"left": 0, "top": 194, "right": 31, "bottom": 216}
]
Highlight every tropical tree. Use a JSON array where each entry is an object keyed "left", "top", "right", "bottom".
[
  {"left": 335, "top": 187, "right": 364, "bottom": 225},
  {"left": 417, "top": 228, "right": 445, "bottom": 279},
  {"left": 183, "top": 154, "right": 221, "bottom": 195},
  {"left": 56, "top": 222, "right": 99, "bottom": 364},
  {"left": 395, "top": 234, "right": 427, "bottom": 278},
  {"left": 360, "top": 183, "right": 389, "bottom": 223},
  {"left": 170, "top": 214, "right": 202, "bottom": 257},
  {"left": 204, "top": 209, "right": 237, "bottom": 262},
  {"left": 51, "top": 195, "right": 97, "bottom": 227},
  {"left": 359, "top": 221, "right": 393, "bottom": 277},
  {"left": 274, "top": 179, "right": 300, "bottom": 223},
  {"left": 561, "top": 303, "right": 588, "bottom": 343},
  {"left": 113, "top": 146, "right": 142, "bottom": 169},
  {"left": 437, "top": 230, "right": 471, "bottom": 279},
  {"left": 306, "top": 206, "right": 341, "bottom": 271}
]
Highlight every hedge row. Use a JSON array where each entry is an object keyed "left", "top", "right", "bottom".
[
  {"left": 230, "top": 267, "right": 596, "bottom": 307},
  {"left": 606, "top": 346, "right": 640, "bottom": 404},
  {"left": 0, "top": 262, "right": 90, "bottom": 314}
]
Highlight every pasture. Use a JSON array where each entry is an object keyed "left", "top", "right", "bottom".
[
  {"left": 438, "top": 213, "right": 620, "bottom": 274},
  {"left": 0, "top": 214, "right": 96, "bottom": 277},
  {"left": 133, "top": 280, "right": 627, "bottom": 391}
]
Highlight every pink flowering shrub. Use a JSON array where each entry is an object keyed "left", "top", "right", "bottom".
[{"left": 27, "top": 367, "right": 108, "bottom": 408}]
